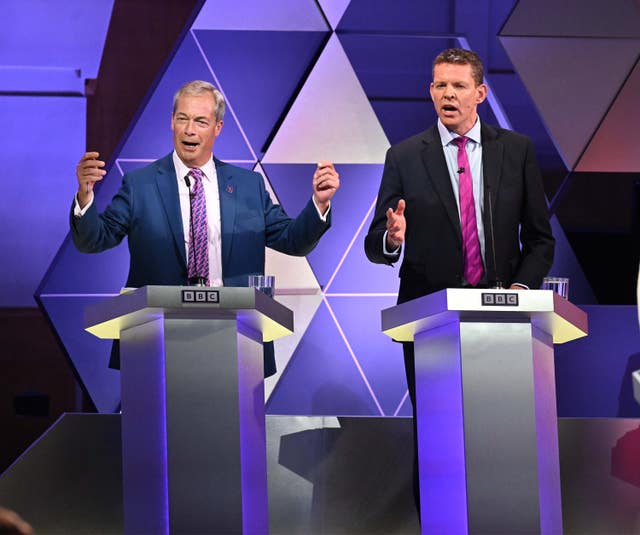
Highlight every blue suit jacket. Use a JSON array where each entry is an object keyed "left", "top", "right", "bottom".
[{"left": 71, "top": 153, "right": 331, "bottom": 375}]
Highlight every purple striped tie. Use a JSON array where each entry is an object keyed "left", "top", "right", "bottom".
[
  {"left": 452, "top": 136, "right": 484, "bottom": 286},
  {"left": 187, "top": 168, "right": 209, "bottom": 285}
]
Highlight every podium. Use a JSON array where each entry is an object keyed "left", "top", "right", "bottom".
[
  {"left": 381, "top": 288, "right": 588, "bottom": 534},
  {"left": 85, "top": 286, "right": 294, "bottom": 534}
]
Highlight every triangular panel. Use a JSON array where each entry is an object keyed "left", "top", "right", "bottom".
[
  {"left": 326, "top": 295, "right": 407, "bottom": 415},
  {"left": 577, "top": 58, "right": 640, "bottom": 172},
  {"left": 193, "top": 0, "right": 327, "bottom": 31},
  {"left": 501, "top": 0, "right": 640, "bottom": 38},
  {"left": 118, "top": 32, "right": 254, "bottom": 162},
  {"left": 262, "top": 164, "right": 384, "bottom": 288},
  {"left": 39, "top": 295, "right": 120, "bottom": 413},
  {"left": 194, "top": 29, "right": 328, "bottom": 157},
  {"left": 266, "top": 293, "right": 324, "bottom": 401},
  {"left": 252, "top": 163, "right": 322, "bottom": 292},
  {"left": 499, "top": 36, "right": 640, "bottom": 169},
  {"left": 317, "top": 0, "right": 352, "bottom": 30},
  {"left": 266, "top": 299, "right": 382, "bottom": 416},
  {"left": 262, "top": 34, "right": 389, "bottom": 164}
]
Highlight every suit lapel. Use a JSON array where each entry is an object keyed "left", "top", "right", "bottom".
[
  {"left": 215, "top": 157, "right": 236, "bottom": 269},
  {"left": 481, "top": 123, "right": 503, "bottom": 211},
  {"left": 420, "top": 126, "right": 461, "bottom": 238},
  {"left": 155, "top": 154, "right": 187, "bottom": 268}
]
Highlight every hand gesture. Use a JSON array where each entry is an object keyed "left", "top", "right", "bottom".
[
  {"left": 312, "top": 161, "right": 340, "bottom": 214},
  {"left": 76, "top": 151, "right": 106, "bottom": 207},
  {"left": 385, "top": 199, "right": 406, "bottom": 250}
]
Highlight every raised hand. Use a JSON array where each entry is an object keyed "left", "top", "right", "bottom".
[
  {"left": 76, "top": 151, "right": 106, "bottom": 207},
  {"left": 312, "top": 161, "right": 340, "bottom": 214}
]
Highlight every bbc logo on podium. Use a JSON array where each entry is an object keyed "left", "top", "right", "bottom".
[
  {"left": 182, "top": 289, "right": 219, "bottom": 304},
  {"left": 481, "top": 292, "right": 519, "bottom": 307}
]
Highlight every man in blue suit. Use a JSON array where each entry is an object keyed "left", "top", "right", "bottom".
[{"left": 71, "top": 80, "right": 340, "bottom": 376}]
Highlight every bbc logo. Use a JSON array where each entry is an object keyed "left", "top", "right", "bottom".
[
  {"left": 481, "top": 292, "right": 519, "bottom": 307},
  {"left": 182, "top": 289, "right": 220, "bottom": 303}
]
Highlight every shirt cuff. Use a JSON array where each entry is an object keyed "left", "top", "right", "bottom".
[
  {"left": 383, "top": 231, "right": 401, "bottom": 255},
  {"left": 73, "top": 194, "right": 93, "bottom": 217},
  {"left": 312, "top": 196, "right": 330, "bottom": 222}
]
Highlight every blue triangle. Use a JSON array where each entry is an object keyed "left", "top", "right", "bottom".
[
  {"left": 326, "top": 295, "right": 408, "bottom": 415},
  {"left": 195, "top": 29, "right": 328, "bottom": 157},
  {"left": 39, "top": 295, "right": 120, "bottom": 413},
  {"left": 262, "top": 163, "right": 384, "bottom": 288},
  {"left": 266, "top": 299, "right": 381, "bottom": 415},
  {"left": 118, "top": 32, "right": 254, "bottom": 162}
]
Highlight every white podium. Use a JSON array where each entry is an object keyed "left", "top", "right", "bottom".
[
  {"left": 382, "top": 288, "right": 588, "bottom": 534},
  {"left": 85, "top": 286, "right": 293, "bottom": 534}
]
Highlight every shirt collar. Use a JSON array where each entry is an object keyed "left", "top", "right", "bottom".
[
  {"left": 437, "top": 117, "right": 482, "bottom": 147},
  {"left": 172, "top": 151, "right": 216, "bottom": 183}
]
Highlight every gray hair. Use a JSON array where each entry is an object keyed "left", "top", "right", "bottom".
[{"left": 172, "top": 80, "right": 226, "bottom": 122}]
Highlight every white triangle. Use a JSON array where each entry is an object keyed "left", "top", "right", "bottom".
[
  {"left": 253, "top": 163, "right": 322, "bottom": 294},
  {"left": 262, "top": 34, "right": 390, "bottom": 164},
  {"left": 265, "top": 293, "right": 324, "bottom": 401},
  {"left": 317, "top": 0, "right": 352, "bottom": 29}
]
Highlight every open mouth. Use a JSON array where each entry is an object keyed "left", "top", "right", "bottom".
[
  {"left": 442, "top": 104, "right": 458, "bottom": 113},
  {"left": 182, "top": 141, "right": 199, "bottom": 149}
]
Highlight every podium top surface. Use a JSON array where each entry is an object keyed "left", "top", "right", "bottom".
[
  {"left": 84, "top": 286, "right": 293, "bottom": 342},
  {"left": 381, "top": 288, "right": 588, "bottom": 344}
]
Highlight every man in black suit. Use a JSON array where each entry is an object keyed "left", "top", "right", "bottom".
[{"left": 364, "top": 47, "right": 554, "bottom": 511}]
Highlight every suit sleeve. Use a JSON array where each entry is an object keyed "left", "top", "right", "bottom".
[
  {"left": 70, "top": 174, "right": 132, "bottom": 253},
  {"left": 261, "top": 174, "right": 331, "bottom": 256},
  {"left": 364, "top": 147, "right": 403, "bottom": 265},
  {"left": 512, "top": 138, "right": 555, "bottom": 288}
]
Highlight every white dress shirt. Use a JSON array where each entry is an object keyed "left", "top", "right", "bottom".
[{"left": 173, "top": 151, "right": 223, "bottom": 287}]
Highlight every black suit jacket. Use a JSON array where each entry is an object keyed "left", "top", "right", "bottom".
[{"left": 364, "top": 122, "right": 554, "bottom": 305}]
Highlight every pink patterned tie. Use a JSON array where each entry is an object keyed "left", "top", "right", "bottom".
[
  {"left": 187, "top": 168, "right": 209, "bottom": 285},
  {"left": 452, "top": 136, "right": 484, "bottom": 286}
]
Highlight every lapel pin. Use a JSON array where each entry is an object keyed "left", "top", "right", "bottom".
[{"left": 227, "top": 185, "right": 233, "bottom": 194}]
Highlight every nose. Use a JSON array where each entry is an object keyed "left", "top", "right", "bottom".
[{"left": 184, "top": 119, "right": 196, "bottom": 135}]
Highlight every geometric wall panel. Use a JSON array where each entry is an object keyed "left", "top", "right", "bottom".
[
  {"left": 500, "top": 0, "right": 640, "bottom": 38},
  {"left": 326, "top": 295, "right": 409, "bottom": 415},
  {"left": 37, "top": 295, "right": 120, "bottom": 413},
  {"left": 118, "top": 32, "right": 255, "bottom": 163},
  {"left": 500, "top": 36, "right": 640, "bottom": 169},
  {"left": 0, "top": 96, "right": 86, "bottom": 306},
  {"left": 337, "top": 0, "right": 452, "bottom": 33},
  {"left": 194, "top": 29, "right": 328, "bottom": 157},
  {"left": 192, "top": 0, "right": 327, "bottom": 31},
  {"left": 36, "top": 0, "right": 610, "bottom": 418},
  {"left": 547, "top": 216, "right": 597, "bottom": 304},
  {"left": 262, "top": 34, "right": 389, "bottom": 164},
  {"left": 266, "top": 298, "right": 386, "bottom": 416},
  {"left": 576, "top": 57, "right": 640, "bottom": 172},
  {"left": 262, "top": 164, "right": 386, "bottom": 290},
  {"left": 317, "top": 0, "right": 352, "bottom": 30}
]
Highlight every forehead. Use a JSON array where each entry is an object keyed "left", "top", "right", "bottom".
[
  {"left": 174, "top": 93, "right": 216, "bottom": 117},
  {"left": 432, "top": 62, "right": 475, "bottom": 83}
]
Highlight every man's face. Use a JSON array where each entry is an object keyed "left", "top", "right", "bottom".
[
  {"left": 171, "top": 93, "right": 223, "bottom": 167},
  {"left": 429, "top": 62, "right": 487, "bottom": 135}
]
